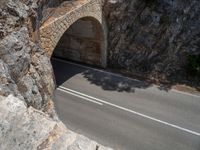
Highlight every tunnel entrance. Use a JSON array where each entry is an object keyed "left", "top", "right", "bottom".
[{"left": 51, "top": 17, "right": 106, "bottom": 67}]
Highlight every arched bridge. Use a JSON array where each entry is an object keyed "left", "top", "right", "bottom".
[{"left": 39, "top": 0, "right": 107, "bottom": 67}]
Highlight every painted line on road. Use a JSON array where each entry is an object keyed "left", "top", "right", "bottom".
[
  {"left": 58, "top": 88, "right": 103, "bottom": 105},
  {"left": 53, "top": 58, "right": 200, "bottom": 98},
  {"left": 52, "top": 58, "right": 141, "bottom": 82},
  {"left": 59, "top": 86, "right": 200, "bottom": 137}
]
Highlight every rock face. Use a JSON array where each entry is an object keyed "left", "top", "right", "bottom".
[
  {"left": 0, "top": 0, "right": 55, "bottom": 113},
  {"left": 1, "top": 0, "right": 199, "bottom": 149},
  {"left": 104, "top": 0, "right": 200, "bottom": 82},
  {"left": 0, "top": 0, "right": 112, "bottom": 149},
  {"left": 0, "top": 95, "right": 112, "bottom": 150}
]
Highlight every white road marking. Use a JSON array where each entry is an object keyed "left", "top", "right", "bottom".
[
  {"left": 171, "top": 89, "right": 200, "bottom": 98},
  {"left": 52, "top": 58, "right": 140, "bottom": 82},
  {"left": 59, "top": 86, "right": 200, "bottom": 137},
  {"left": 58, "top": 88, "right": 103, "bottom": 105},
  {"left": 53, "top": 58, "right": 200, "bottom": 98}
]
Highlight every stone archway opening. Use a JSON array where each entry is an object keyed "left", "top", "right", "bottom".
[{"left": 51, "top": 16, "right": 107, "bottom": 68}]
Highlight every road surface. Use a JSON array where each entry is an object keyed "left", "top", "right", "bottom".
[{"left": 51, "top": 58, "right": 200, "bottom": 150}]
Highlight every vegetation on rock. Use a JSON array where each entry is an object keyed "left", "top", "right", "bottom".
[{"left": 187, "top": 54, "right": 200, "bottom": 76}]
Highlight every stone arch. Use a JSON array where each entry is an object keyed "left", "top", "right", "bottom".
[
  {"left": 39, "top": 0, "right": 107, "bottom": 67},
  {"left": 52, "top": 16, "right": 106, "bottom": 67}
]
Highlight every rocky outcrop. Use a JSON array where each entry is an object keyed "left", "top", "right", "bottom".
[
  {"left": 0, "top": 0, "right": 54, "bottom": 111},
  {"left": 0, "top": 95, "right": 112, "bottom": 150},
  {"left": 104, "top": 0, "right": 200, "bottom": 83},
  {"left": 1, "top": 0, "right": 199, "bottom": 149},
  {"left": 0, "top": 0, "right": 112, "bottom": 149}
]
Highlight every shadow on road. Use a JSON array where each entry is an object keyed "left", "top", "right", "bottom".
[
  {"left": 51, "top": 58, "right": 200, "bottom": 93},
  {"left": 81, "top": 69, "right": 151, "bottom": 92},
  {"left": 51, "top": 58, "right": 152, "bottom": 93}
]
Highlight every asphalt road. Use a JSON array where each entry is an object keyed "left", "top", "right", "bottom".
[{"left": 51, "top": 58, "right": 200, "bottom": 150}]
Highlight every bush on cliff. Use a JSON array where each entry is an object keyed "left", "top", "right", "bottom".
[{"left": 187, "top": 54, "right": 200, "bottom": 76}]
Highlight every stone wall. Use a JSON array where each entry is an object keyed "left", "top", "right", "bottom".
[
  {"left": 39, "top": 0, "right": 105, "bottom": 56},
  {"left": 104, "top": 0, "right": 200, "bottom": 83},
  {"left": 40, "top": 0, "right": 107, "bottom": 67},
  {"left": 1, "top": 0, "right": 199, "bottom": 149},
  {"left": 53, "top": 17, "right": 102, "bottom": 66}
]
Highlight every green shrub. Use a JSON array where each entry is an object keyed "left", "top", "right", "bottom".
[{"left": 187, "top": 54, "right": 200, "bottom": 76}]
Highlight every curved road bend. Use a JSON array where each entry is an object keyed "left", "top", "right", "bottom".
[{"left": 52, "top": 58, "right": 200, "bottom": 150}]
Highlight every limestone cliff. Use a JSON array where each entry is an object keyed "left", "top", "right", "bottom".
[
  {"left": 104, "top": 0, "right": 200, "bottom": 86},
  {"left": 0, "top": 0, "right": 200, "bottom": 149},
  {"left": 0, "top": 95, "right": 112, "bottom": 150},
  {"left": 0, "top": 0, "right": 112, "bottom": 149}
]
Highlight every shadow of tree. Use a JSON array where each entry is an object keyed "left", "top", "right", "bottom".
[
  {"left": 81, "top": 69, "right": 152, "bottom": 92},
  {"left": 121, "top": 69, "right": 200, "bottom": 93},
  {"left": 51, "top": 58, "right": 154, "bottom": 93},
  {"left": 51, "top": 57, "right": 200, "bottom": 94}
]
